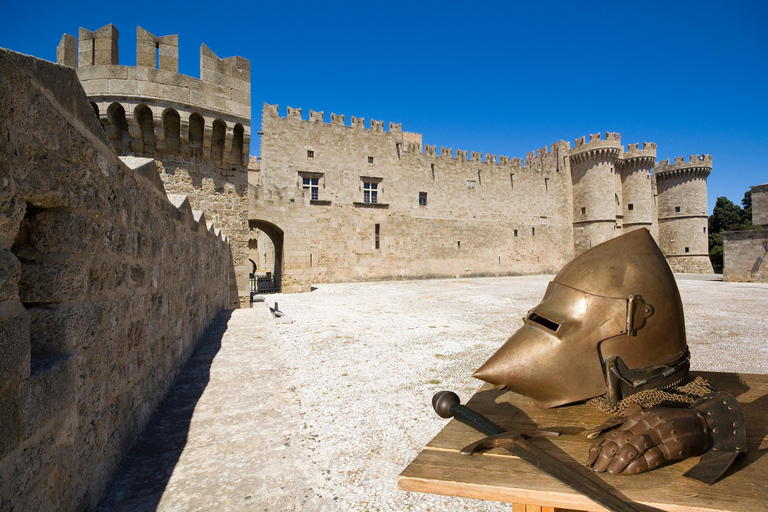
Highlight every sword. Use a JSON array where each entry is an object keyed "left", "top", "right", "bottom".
[{"left": 432, "top": 391, "right": 645, "bottom": 512}]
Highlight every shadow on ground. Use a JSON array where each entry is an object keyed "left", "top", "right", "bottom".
[{"left": 97, "top": 310, "right": 232, "bottom": 512}]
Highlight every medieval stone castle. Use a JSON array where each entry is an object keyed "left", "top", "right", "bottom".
[
  {"left": 59, "top": 24, "right": 713, "bottom": 295},
  {"left": 0, "top": 24, "right": 715, "bottom": 510}
]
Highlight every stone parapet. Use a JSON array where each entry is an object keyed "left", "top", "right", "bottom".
[
  {"left": 0, "top": 48, "right": 234, "bottom": 511},
  {"left": 568, "top": 132, "right": 622, "bottom": 165},
  {"left": 655, "top": 154, "right": 712, "bottom": 181}
]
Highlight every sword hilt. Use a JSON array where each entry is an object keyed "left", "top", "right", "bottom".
[{"left": 432, "top": 391, "right": 506, "bottom": 437}]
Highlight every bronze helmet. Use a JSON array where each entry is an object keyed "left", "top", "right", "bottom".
[{"left": 473, "top": 228, "right": 689, "bottom": 408}]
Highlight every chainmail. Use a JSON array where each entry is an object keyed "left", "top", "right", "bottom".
[{"left": 587, "top": 375, "right": 717, "bottom": 416}]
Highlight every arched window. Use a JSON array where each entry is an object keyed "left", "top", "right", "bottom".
[
  {"left": 163, "top": 108, "right": 181, "bottom": 154},
  {"left": 231, "top": 123, "right": 244, "bottom": 166},
  {"left": 90, "top": 102, "right": 104, "bottom": 130},
  {"left": 189, "top": 113, "right": 204, "bottom": 159},
  {"left": 135, "top": 105, "right": 156, "bottom": 155},
  {"left": 211, "top": 119, "right": 226, "bottom": 162},
  {"left": 106, "top": 103, "right": 131, "bottom": 154}
]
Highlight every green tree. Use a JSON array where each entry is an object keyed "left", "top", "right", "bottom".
[{"left": 742, "top": 191, "right": 752, "bottom": 224}]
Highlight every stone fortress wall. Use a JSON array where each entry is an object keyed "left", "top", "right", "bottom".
[
  {"left": 254, "top": 105, "right": 576, "bottom": 292},
  {"left": 723, "top": 182, "right": 768, "bottom": 282},
  {"left": 0, "top": 49, "right": 233, "bottom": 510},
  {"left": 253, "top": 107, "right": 713, "bottom": 291},
  {"left": 57, "top": 25, "right": 252, "bottom": 305}
]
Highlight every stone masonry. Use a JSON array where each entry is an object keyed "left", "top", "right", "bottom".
[
  {"left": 722, "top": 182, "right": 768, "bottom": 283},
  {"left": 58, "top": 25, "right": 252, "bottom": 306},
  {"left": 0, "top": 48, "right": 233, "bottom": 511},
  {"left": 254, "top": 109, "right": 713, "bottom": 292}
]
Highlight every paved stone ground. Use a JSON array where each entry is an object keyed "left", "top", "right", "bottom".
[{"left": 99, "top": 275, "right": 768, "bottom": 512}]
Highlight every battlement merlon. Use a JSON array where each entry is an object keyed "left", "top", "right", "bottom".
[
  {"left": 78, "top": 24, "right": 119, "bottom": 66},
  {"left": 137, "top": 27, "right": 178, "bottom": 73},
  {"left": 57, "top": 34, "right": 77, "bottom": 68}
]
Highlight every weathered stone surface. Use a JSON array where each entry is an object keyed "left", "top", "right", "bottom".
[
  {"left": 0, "top": 47, "right": 232, "bottom": 511},
  {"left": 0, "top": 300, "right": 30, "bottom": 391},
  {"left": 723, "top": 228, "right": 768, "bottom": 283}
]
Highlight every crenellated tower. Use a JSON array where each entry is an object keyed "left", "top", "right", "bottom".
[
  {"left": 567, "top": 132, "right": 623, "bottom": 255},
  {"left": 617, "top": 142, "right": 657, "bottom": 239},
  {"left": 56, "top": 24, "right": 253, "bottom": 305},
  {"left": 655, "top": 155, "right": 714, "bottom": 273}
]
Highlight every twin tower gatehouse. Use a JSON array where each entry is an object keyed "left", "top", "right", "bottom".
[{"left": 59, "top": 24, "right": 713, "bottom": 295}]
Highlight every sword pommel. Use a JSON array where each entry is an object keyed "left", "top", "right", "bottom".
[{"left": 432, "top": 390, "right": 460, "bottom": 419}]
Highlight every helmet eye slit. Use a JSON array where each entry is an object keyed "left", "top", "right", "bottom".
[{"left": 528, "top": 312, "right": 560, "bottom": 332}]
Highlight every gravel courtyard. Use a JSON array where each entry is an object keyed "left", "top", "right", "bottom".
[{"left": 101, "top": 275, "right": 768, "bottom": 511}]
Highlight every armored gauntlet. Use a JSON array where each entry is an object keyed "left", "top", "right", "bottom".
[{"left": 585, "top": 391, "right": 746, "bottom": 483}]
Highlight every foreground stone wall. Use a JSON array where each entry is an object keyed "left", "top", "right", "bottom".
[{"left": 0, "top": 49, "right": 232, "bottom": 510}]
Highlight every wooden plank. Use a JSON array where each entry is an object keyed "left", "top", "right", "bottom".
[{"left": 398, "top": 372, "right": 768, "bottom": 512}]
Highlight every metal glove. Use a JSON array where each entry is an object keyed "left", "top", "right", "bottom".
[{"left": 586, "top": 407, "right": 709, "bottom": 475}]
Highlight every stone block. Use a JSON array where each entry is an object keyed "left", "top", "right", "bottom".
[
  {"left": 28, "top": 304, "right": 103, "bottom": 356},
  {"left": 18, "top": 354, "right": 75, "bottom": 440},
  {"left": 27, "top": 210, "right": 100, "bottom": 255},
  {"left": 18, "top": 259, "right": 89, "bottom": 304},
  {"left": 0, "top": 249, "right": 20, "bottom": 302},
  {"left": 0, "top": 390, "right": 20, "bottom": 460},
  {"left": 107, "top": 78, "right": 138, "bottom": 96},
  {"left": 0, "top": 300, "right": 30, "bottom": 391}
]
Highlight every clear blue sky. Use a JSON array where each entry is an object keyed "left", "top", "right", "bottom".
[{"left": 2, "top": 0, "right": 766, "bottom": 214}]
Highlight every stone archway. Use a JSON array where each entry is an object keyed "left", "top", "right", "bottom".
[{"left": 249, "top": 219, "right": 284, "bottom": 293}]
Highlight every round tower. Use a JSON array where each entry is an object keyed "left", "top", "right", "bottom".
[
  {"left": 57, "top": 24, "right": 253, "bottom": 305},
  {"left": 655, "top": 155, "right": 713, "bottom": 273},
  {"left": 617, "top": 142, "right": 656, "bottom": 237},
  {"left": 567, "top": 132, "right": 623, "bottom": 255}
]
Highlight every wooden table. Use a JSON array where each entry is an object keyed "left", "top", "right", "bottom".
[{"left": 398, "top": 372, "right": 768, "bottom": 512}]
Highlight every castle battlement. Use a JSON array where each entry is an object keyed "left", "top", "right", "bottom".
[
  {"left": 622, "top": 142, "right": 657, "bottom": 159},
  {"left": 59, "top": 25, "right": 250, "bottom": 123},
  {"left": 265, "top": 103, "right": 408, "bottom": 136},
  {"left": 655, "top": 154, "right": 712, "bottom": 180},
  {"left": 569, "top": 132, "right": 622, "bottom": 165}
]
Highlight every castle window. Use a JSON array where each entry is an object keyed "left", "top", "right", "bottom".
[
  {"left": 307, "top": 150, "right": 314, "bottom": 160},
  {"left": 418, "top": 192, "right": 427, "bottom": 206},
  {"left": 163, "top": 108, "right": 181, "bottom": 154},
  {"left": 581, "top": 207, "right": 586, "bottom": 215},
  {"left": 510, "top": 173, "right": 514, "bottom": 188},
  {"left": 675, "top": 206, "right": 681, "bottom": 213},
  {"left": 135, "top": 105, "right": 156, "bottom": 155},
  {"left": 431, "top": 163, "right": 436, "bottom": 180},
  {"left": 211, "top": 119, "right": 226, "bottom": 162},
  {"left": 457, "top": 241, "right": 460, "bottom": 249},
  {"left": 188, "top": 113, "right": 204, "bottom": 158},
  {"left": 467, "top": 180, "right": 476, "bottom": 189},
  {"left": 628, "top": 203, "right": 634, "bottom": 211},
  {"left": 532, "top": 227, "right": 535, "bottom": 236},
  {"left": 364, "top": 182, "right": 378, "bottom": 203},
  {"left": 514, "top": 229, "right": 518, "bottom": 237},
  {"left": 685, "top": 247, "right": 690, "bottom": 253},
  {"left": 368, "top": 156, "right": 374, "bottom": 165},
  {"left": 703, "top": 227, "right": 707, "bottom": 233},
  {"left": 232, "top": 123, "right": 244, "bottom": 166},
  {"left": 303, "top": 177, "right": 319, "bottom": 200},
  {"left": 375, "top": 224, "right": 380, "bottom": 249}
]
